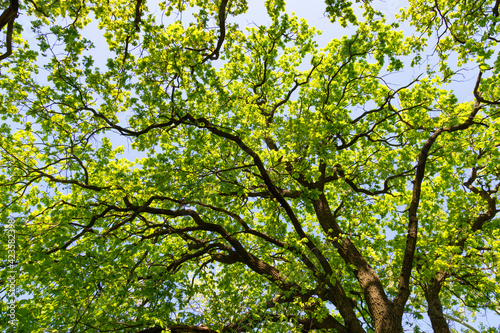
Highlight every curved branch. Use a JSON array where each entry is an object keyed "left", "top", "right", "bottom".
[
  {"left": 202, "top": 0, "right": 229, "bottom": 62},
  {"left": 179, "top": 114, "right": 335, "bottom": 277},
  {"left": 474, "top": 71, "right": 500, "bottom": 105},
  {"left": 393, "top": 76, "right": 483, "bottom": 315},
  {"left": 0, "top": 0, "right": 18, "bottom": 30},
  {"left": 0, "top": 0, "right": 19, "bottom": 61}
]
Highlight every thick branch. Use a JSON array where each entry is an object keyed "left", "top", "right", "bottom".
[
  {"left": 312, "top": 193, "right": 389, "bottom": 332},
  {"left": 423, "top": 272, "right": 451, "bottom": 333},
  {"left": 180, "top": 114, "right": 335, "bottom": 276},
  {"left": 0, "top": 0, "right": 18, "bottom": 30},
  {"left": 0, "top": 0, "right": 19, "bottom": 61},
  {"left": 202, "top": 0, "right": 229, "bottom": 62},
  {"left": 393, "top": 74, "right": 483, "bottom": 315}
]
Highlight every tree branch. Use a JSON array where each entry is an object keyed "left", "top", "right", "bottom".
[
  {"left": 202, "top": 0, "right": 229, "bottom": 62},
  {"left": 0, "top": 0, "right": 19, "bottom": 61},
  {"left": 393, "top": 73, "right": 483, "bottom": 315}
]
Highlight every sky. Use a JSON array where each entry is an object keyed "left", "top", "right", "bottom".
[{"left": 3, "top": 0, "right": 499, "bottom": 331}]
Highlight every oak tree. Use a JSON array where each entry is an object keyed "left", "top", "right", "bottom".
[{"left": 1, "top": 0, "right": 500, "bottom": 332}]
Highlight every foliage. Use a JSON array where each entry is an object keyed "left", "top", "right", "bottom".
[{"left": 0, "top": 0, "right": 499, "bottom": 332}]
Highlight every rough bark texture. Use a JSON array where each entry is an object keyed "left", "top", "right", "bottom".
[
  {"left": 312, "top": 193, "right": 403, "bottom": 333},
  {"left": 422, "top": 272, "right": 450, "bottom": 333}
]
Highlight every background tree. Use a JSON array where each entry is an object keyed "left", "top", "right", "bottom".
[{"left": 1, "top": 0, "right": 499, "bottom": 332}]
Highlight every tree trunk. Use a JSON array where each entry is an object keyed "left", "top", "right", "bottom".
[
  {"left": 372, "top": 311, "right": 404, "bottom": 333},
  {"left": 424, "top": 274, "right": 451, "bottom": 333}
]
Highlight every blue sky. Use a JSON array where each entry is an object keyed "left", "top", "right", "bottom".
[{"left": 4, "top": 0, "right": 499, "bottom": 331}]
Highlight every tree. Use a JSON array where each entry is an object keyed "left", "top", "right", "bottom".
[{"left": 0, "top": 0, "right": 499, "bottom": 332}]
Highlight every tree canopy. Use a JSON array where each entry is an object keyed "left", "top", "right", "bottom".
[{"left": 1, "top": 0, "right": 500, "bottom": 332}]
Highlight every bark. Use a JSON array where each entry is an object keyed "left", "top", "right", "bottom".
[
  {"left": 421, "top": 158, "right": 498, "bottom": 333},
  {"left": 0, "top": 0, "right": 18, "bottom": 30},
  {"left": 312, "top": 193, "right": 403, "bottom": 333},
  {"left": 424, "top": 274, "right": 451, "bottom": 333},
  {"left": 394, "top": 73, "right": 483, "bottom": 320},
  {"left": 0, "top": 0, "right": 19, "bottom": 61},
  {"left": 426, "top": 295, "right": 451, "bottom": 333}
]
